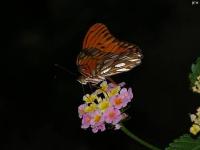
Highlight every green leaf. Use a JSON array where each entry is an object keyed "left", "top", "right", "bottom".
[
  {"left": 165, "top": 134, "right": 200, "bottom": 150},
  {"left": 192, "top": 64, "right": 196, "bottom": 73},
  {"left": 189, "top": 57, "right": 200, "bottom": 87},
  {"left": 197, "top": 57, "right": 200, "bottom": 63}
]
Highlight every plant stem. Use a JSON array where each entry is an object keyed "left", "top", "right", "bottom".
[{"left": 121, "top": 125, "right": 161, "bottom": 150}]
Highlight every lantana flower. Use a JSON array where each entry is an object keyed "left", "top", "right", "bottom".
[
  {"left": 192, "top": 76, "right": 200, "bottom": 94},
  {"left": 190, "top": 107, "right": 200, "bottom": 135},
  {"left": 78, "top": 80, "right": 134, "bottom": 133}
]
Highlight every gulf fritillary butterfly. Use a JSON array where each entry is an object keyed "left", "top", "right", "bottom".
[{"left": 76, "top": 23, "right": 143, "bottom": 85}]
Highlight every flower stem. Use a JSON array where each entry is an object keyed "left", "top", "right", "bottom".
[{"left": 120, "top": 125, "right": 161, "bottom": 150}]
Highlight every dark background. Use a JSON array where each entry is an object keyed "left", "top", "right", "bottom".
[{"left": 2, "top": 0, "right": 200, "bottom": 149}]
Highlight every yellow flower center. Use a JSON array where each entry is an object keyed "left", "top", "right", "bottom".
[
  {"left": 98, "top": 100, "right": 110, "bottom": 111},
  {"left": 85, "top": 116, "right": 91, "bottom": 123},
  {"left": 114, "top": 98, "right": 122, "bottom": 106},
  {"left": 94, "top": 115, "right": 101, "bottom": 122},
  {"left": 109, "top": 111, "right": 115, "bottom": 118}
]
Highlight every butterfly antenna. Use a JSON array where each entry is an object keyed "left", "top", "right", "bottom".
[
  {"left": 54, "top": 64, "right": 77, "bottom": 77},
  {"left": 81, "top": 84, "right": 86, "bottom": 95}
]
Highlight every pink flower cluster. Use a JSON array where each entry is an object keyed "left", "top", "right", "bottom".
[{"left": 78, "top": 81, "right": 133, "bottom": 133}]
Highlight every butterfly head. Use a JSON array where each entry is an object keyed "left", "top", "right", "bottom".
[
  {"left": 77, "top": 75, "right": 105, "bottom": 85},
  {"left": 77, "top": 76, "right": 87, "bottom": 85}
]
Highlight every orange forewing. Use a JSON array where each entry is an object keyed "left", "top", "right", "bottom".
[{"left": 82, "top": 23, "right": 135, "bottom": 54}]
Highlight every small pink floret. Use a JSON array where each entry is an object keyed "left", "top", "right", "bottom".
[
  {"left": 103, "top": 107, "right": 122, "bottom": 124},
  {"left": 91, "top": 123, "right": 106, "bottom": 133},
  {"left": 78, "top": 104, "right": 87, "bottom": 118},
  {"left": 81, "top": 114, "right": 91, "bottom": 129}
]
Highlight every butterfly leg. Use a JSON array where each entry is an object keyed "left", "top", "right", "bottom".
[
  {"left": 81, "top": 84, "right": 86, "bottom": 95},
  {"left": 88, "top": 82, "right": 93, "bottom": 92},
  {"left": 106, "top": 77, "right": 117, "bottom": 85}
]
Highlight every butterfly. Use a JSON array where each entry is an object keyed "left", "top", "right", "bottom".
[{"left": 76, "top": 23, "right": 143, "bottom": 85}]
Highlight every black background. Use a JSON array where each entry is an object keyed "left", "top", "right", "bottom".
[{"left": 2, "top": 0, "right": 200, "bottom": 149}]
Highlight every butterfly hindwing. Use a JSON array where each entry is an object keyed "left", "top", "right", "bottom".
[{"left": 95, "top": 48, "right": 142, "bottom": 77}]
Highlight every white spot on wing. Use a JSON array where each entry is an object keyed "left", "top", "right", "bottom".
[
  {"left": 101, "top": 68, "right": 111, "bottom": 74},
  {"left": 116, "top": 68, "right": 130, "bottom": 72},
  {"left": 136, "top": 60, "right": 141, "bottom": 64},
  {"left": 115, "top": 63, "right": 126, "bottom": 67},
  {"left": 98, "top": 76, "right": 105, "bottom": 80},
  {"left": 129, "top": 59, "right": 140, "bottom": 62}
]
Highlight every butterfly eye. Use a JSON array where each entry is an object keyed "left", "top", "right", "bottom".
[{"left": 79, "top": 52, "right": 85, "bottom": 58}]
